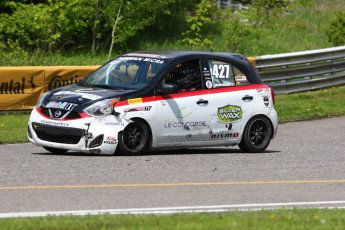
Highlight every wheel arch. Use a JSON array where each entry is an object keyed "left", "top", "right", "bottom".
[
  {"left": 241, "top": 114, "right": 275, "bottom": 141},
  {"left": 124, "top": 117, "right": 153, "bottom": 149}
]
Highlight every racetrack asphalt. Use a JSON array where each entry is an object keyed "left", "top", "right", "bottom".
[{"left": 0, "top": 116, "right": 345, "bottom": 216}]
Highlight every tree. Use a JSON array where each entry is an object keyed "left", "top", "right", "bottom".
[{"left": 104, "top": 0, "right": 176, "bottom": 57}]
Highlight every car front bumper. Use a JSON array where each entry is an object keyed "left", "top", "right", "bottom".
[{"left": 27, "top": 108, "right": 127, "bottom": 155}]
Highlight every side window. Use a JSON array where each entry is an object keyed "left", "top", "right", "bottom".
[
  {"left": 206, "top": 60, "right": 249, "bottom": 88},
  {"left": 164, "top": 60, "right": 202, "bottom": 92}
]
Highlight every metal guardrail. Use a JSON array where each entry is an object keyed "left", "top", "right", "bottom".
[{"left": 254, "top": 46, "right": 345, "bottom": 94}]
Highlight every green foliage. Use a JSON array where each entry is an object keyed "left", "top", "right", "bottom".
[
  {"left": 250, "top": 0, "right": 290, "bottom": 28},
  {"left": 327, "top": 11, "right": 345, "bottom": 46},
  {"left": 181, "top": 0, "right": 214, "bottom": 49},
  {"left": 0, "top": 0, "right": 196, "bottom": 59},
  {"left": 0, "top": 0, "right": 94, "bottom": 52},
  {"left": 0, "top": 0, "right": 344, "bottom": 64},
  {"left": 217, "top": 9, "right": 251, "bottom": 53}
]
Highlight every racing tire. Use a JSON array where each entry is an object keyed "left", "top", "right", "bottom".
[
  {"left": 239, "top": 116, "right": 272, "bottom": 153},
  {"left": 117, "top": 120, "right": 150, "bottom": 156},
  {"left": 43, "top": 146, "right": 68, "bottom": 154}
]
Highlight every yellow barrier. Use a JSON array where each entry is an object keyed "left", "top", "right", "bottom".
[
  {"left": 247, "top": 57, "right": 256, "bottom": 67},
  {"left": 0, "top": 66, "right": 99, "bottom": 111}
]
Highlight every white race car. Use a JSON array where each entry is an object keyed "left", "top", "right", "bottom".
[{"left": 28, "top": 50, "right": 278, "bottom": 155}]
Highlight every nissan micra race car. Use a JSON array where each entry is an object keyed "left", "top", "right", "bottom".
[{"left": 28, "top": 50, "right": 278, "bottom": 155}]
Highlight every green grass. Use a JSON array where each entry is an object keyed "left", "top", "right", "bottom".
[
  {"left": 275, "top": 86, "right": 345, "bottom": 122},
  {"left": 1, "top": 85, "right": 344, "bottom": 144},
  {"left": 0, "top": 113, "right": 29, "bottom": 144},
  {"left": 1, "top": 208, "right": 345, "bottom": 229}
]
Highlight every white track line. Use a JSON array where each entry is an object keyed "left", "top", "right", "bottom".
[{"left": 1, "top": 201, "right": 345, "bottom": 218}]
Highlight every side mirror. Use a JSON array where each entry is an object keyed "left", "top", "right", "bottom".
[{"left": 156, "top": 83, "right": 179, "bottom": 94}]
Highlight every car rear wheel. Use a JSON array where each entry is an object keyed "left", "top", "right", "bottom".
[
  {"left": 239, "top": 116, "right": 272, "bottom": 153},
  {"left": 43, "top": 146, "right": 68, "bottom": 154},
  {"left": 117, "top": 120, "right": 150, "bottom": 156}
]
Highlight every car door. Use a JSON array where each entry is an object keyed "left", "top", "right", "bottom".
[
  {"left": 205, "top": 59, "right": 257, "bottom": 141},
  {"left": 155, "top": 59, "right": 211, "bottom": 146}
]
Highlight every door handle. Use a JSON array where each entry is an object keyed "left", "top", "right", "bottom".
[
  {"left": 242, "top": 95, "right": 253, "bottom": 101},
  {"left": 197, "top": 99, "right": 208, "bottom": 105}
]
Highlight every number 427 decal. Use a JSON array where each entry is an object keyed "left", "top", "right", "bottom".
[{"left": 212, "top": 64, "right": 230, "bottom": 79}]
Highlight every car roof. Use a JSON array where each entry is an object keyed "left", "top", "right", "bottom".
[
  {"left": 121, "top": 50, "right": 262, "bottom": 84},
  {"left": 123, "top": 50, "right": 247, "bottom": 61}
]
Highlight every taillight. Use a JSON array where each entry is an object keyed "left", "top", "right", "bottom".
[{"left": 270, "top": 87, "right": 275, "bottom": 105}]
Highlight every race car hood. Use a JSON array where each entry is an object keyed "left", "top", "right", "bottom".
[{"left": 43, "top": 84, "right": 135, "bottom": 109}]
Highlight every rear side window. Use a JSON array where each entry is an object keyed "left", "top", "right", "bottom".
[{"left": 205, "top": 60, "right": 249, "bottom": 89}]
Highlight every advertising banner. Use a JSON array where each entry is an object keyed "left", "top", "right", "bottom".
[
  {"left": 0, "top": 66, "right": 99, "bottom": 111},
  {"left": 0, "top": 67, "right": 45, "bottom": 110}
]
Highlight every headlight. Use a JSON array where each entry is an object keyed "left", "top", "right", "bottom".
[
  {"left": 84, "top": 98, "right": 119, "bottom": 117},
  {"left": 36, "top": 92, "right": 49, "bottom": 108}
]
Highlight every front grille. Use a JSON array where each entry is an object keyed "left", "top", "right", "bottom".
[
  {"left": 32, "top": 122, "right": 83, "bottom": 144},
  {"left": 41, "top": 108, "right": 81, "bottom": 120}
]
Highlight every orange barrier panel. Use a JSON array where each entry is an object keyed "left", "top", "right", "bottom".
[
  {"left": 247, "top": 57, "right": 256, "bottom": 67},
  {"left": 0, "top": 66, "right": 99, "bottom": 111}
]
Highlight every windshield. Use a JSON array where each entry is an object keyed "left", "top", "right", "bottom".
[{"left": 79, "top": 56, "right": 166, "bottom": 90}]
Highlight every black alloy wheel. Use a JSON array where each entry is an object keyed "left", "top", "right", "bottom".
[
  {"left": 239, "top": 116, "right": 272, "bottom": 153},
  {"left": 117, "top": 120, "right": 150, "bottom": 156}
]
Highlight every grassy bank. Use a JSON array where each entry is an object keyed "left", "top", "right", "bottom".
[
  {"left": 0, "top": 85, "right": 344, "bottom": 144},
  {"left": 1, "top": 208, "right": 345, "bottom": 229}
]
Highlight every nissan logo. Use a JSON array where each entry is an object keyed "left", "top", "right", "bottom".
[{"left": 54, "top": 110, "right": 62, "bottom": 118}]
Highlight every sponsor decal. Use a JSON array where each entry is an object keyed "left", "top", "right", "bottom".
[
  {"left": 161, "top": 100, "right": 166, "bottom": 106},
  {"left": 118, "top": 56, "right": 164, "bottom": 64},
  {"left": 127, "top": 98, "right": 143, "bottom": 105},
  {"left": 256, "top": 88, "right": 270, "bottom": 93},
  {"left": 211, "top": 132, "right": 239, "bottom": 139},
  {"left": 206, "top": 80, "right": 212, "bottom": 89},
  {"left": 45, "top": 101, "right": 77, "bottom": 110},
  {"left": 203, "top": 67, "right": 211, "bottom": 77},
  {"left": 125, "top": 53, "right": 167, "bottom": 59},
  {"left": 54, "top": 91, "right": 102, "bottom": 100},
  {"left": 124, "top": 106, "right": 152, "bottom": 112},
  {"left": 226, "top": 123, "right": 232, "bottom": 130},
  {"left": 235, "top": 75, "right": 247, "bottom": 81},
  {"left": 104, "top": 136, "right": 117, "bottom": 144},
  {"left": 40, "top": 120, "right": 69, "bottom": 127},
  {"left": 263, "top": 97, "right": 269, "bottom": 106},
  {"left": 217, "top": 105, "right": 242, "bottom": 123},
  {"left": 178, "top": 107, "right": 193, "bottom": 118},
  {"left": 0, "top": 77, "right": 37, "bottom": 94},
  {"left": 105, "top": 122, "right": 125, "bottom": 126},
  {"left": 164, "top": 121, "right": 207, "bottom": 128},
  {"left": 48, "top": 75, "right": 82, "bottom": 91}
]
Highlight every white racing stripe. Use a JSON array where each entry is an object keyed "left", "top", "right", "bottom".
[{"left": 1, "top": 201, "right": 345, "bottom": 218}]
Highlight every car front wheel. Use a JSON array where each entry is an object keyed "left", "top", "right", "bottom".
[
  {"left": 117, "top": 120, "right": 150, "bottom": 156},
  {"left": 239, "top": 116, "right": 272, "bottom": 153}
]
